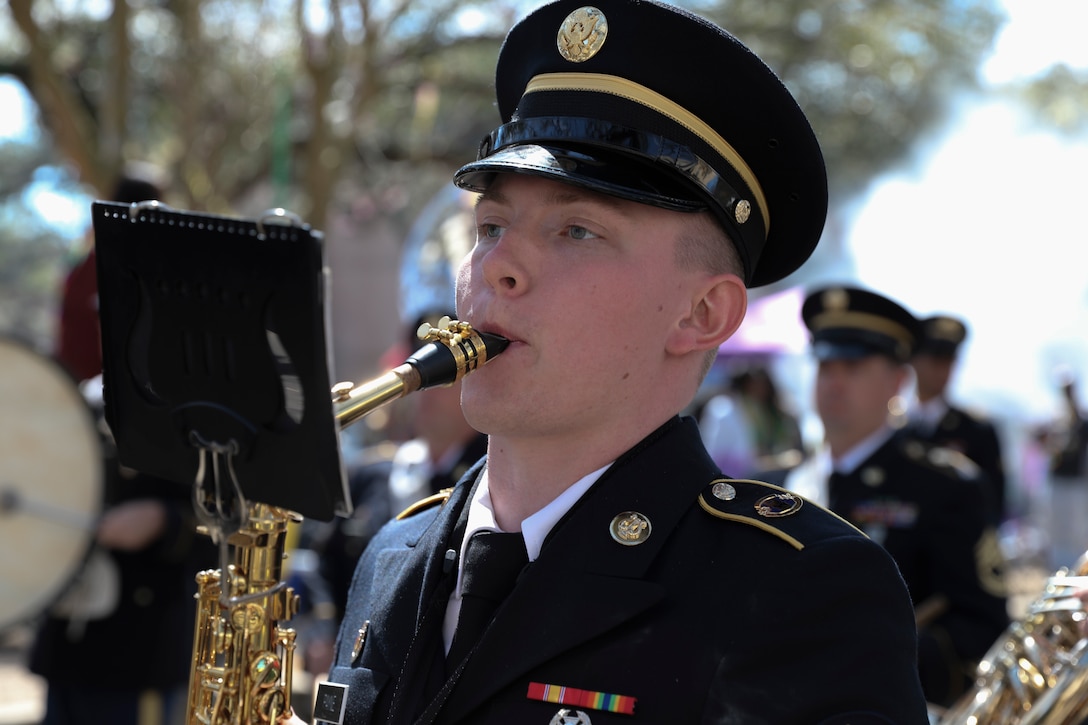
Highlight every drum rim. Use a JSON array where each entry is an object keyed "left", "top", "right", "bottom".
[{"left": 0, "top": 335, "right": 105, "bottom": 632}]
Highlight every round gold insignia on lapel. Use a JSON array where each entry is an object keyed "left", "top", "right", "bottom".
[
  {"left": 550, "top": 708, "right": 593, "bottom": 725},
  {"left": 754, "top": 492, "right": 803, "bottom": 518},
  {"left": 711, "top": 480, "right": 737, "bottom": 501},
  {"left": 609, "top": 511, "right": 651, "bottom": 546},
  {"left": 861, "top": 466, "right": 885, "bottom": 487},
  {"left": 557, "top": 7, "right": 608, "bottom": 63}
]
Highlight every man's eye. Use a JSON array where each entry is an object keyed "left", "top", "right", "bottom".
[
  {"left": 568, "top": 225, "right": 596, "bottom": 240},
  {"left": 480, "top": 223, "right": 503, "bottom": 238}
]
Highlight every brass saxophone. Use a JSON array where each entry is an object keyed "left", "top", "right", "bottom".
[
  {"left": 936, "top": 550, "right": 1088, "bottom": 725},
  {"left": 185, "top": 318, "right": 508, "bottom": 724}
]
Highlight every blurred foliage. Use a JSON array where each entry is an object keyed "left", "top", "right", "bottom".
[
  {"left": 7, "top": 0, "right": 1079, "bottom": 353},
  {"left": 0, "top": 0, "right": 1009, "bottom": 221},
  {"left": 697, "top": 0, "right": 1004, "bottom": 201},
  {"left": 0, "top": 141, "right": 83, "bottom": 349},
  {"left": 1008, "top": 64, "right": 1088, "bottom": 135},
  {"left": 0, "top": 0, "right": 521, "bottom": 229}
]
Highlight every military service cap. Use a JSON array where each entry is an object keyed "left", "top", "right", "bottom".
[
  {"left": 453, "top": 0, "right": 828, "bottom": 288},
  {"left": 802, "top": 286, "right": 921, "bottom": 363},
  {"left": 915, "top": 315, "right": 967, "bottom": 358}
]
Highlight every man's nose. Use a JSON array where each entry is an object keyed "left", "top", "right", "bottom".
[{"left": 478, "top": 233, "right": 528, "bottom": 296}]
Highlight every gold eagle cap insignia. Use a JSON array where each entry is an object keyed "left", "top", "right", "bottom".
[
  {"left": 823, "top": 288, "right": 849, "bottom": 312},
  {"left": 557, "top": 7, "right": 608, "bottom": 63}
]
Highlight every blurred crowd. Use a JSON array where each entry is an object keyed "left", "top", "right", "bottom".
[{"left": 4, "top": 168, "right": 1088, "bottom": 722}]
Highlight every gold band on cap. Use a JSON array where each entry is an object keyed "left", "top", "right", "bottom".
[
  {"left": 809, "top": 311, "right": 915, "bottom": 346},
  {"left": 524, "top": 72, "right": 769, "bottom": 236}
]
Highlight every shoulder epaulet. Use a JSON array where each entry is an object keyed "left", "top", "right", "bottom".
[
  {"left": 698, "top": 478, "right": 864, "bottom": 550},
  {"left": 901, "top": 438, "right": 981, "bottom": 480},
  {"left": 395, "top": 487, "right": 453, "bottom": 520}
]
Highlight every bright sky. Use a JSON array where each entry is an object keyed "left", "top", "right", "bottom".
[
  {"left": 846, "top": 0, "right": 1088, "bottom": 422},
  {"left": 0, "top": 79, "right": 93, "bottom": 235},
  {"left": 0, "top": 79, "right": 33, "bottom": 139},
  {"left": 982, "top": 0, "right": 1088, "bottom": 84}
]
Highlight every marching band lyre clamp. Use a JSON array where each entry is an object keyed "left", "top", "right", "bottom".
[{"left": 257, "top": 208, "right": 304, "bottom": 237}]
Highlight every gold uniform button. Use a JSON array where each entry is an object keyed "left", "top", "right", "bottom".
[
  {"left": 734, "top": 199, "right": 751, "bottom": 224},
  {"left": 711, "top": 480, "right": 737, "bottom": 501},
  {"left": 861, "top": 466, "right": 885, "bottom": 487}
]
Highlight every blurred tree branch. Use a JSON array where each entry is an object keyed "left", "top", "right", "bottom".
[
  {"left": 1, "top": 0, "right": 509, "bottom": 228},
  {"left": 8, "top": 0, "right": 108, "bottom": 192},
  {"left": 2, "top": 0, "right": 1010, "bottom": 227}
]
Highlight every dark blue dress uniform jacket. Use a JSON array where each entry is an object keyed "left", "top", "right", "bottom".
[
  {"left": 328, "top": 417, "right": 929, "bottom": 724},
  {"left": 761, "top": 430, "right": 1009, "bottom": 707},
  {"left": 829, "top": 433, "right": 1008, "bottom": 706},
  {"left": 905, "top": 405, "right": 1007, "bottom": 525}
]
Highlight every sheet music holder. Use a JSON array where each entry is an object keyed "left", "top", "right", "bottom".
[{"left": 92, "top": 201, "right": 349, "bottom": 521}]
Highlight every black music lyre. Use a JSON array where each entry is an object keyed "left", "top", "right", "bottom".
[{"left": 93, "top": 201, "right": 349, "bottom": 521}]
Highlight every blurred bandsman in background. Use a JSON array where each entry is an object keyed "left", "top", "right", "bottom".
[
  {"left": 698, "top": 364, "right": 804, "bottom": 476},
  {"left": 760, "top": 285, "right": 1009, "bottom": 708},
  {"left": 295, "top": 188, "right": 488, "bottom": 677},
  {"left": 54, "top": 167, "right": 165, "bottom": 385},
  {"left": 1038, "top": 370, "right": 1088, "bottom": 570},
  {"left": 907, "top": 314, "right": 1008, "bottom": 526}
]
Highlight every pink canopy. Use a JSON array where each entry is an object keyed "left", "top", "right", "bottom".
[{"left": 717, "top": 286, "right": 808, "bottom": 357}]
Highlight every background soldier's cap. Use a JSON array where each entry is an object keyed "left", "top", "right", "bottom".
[
  {"left": 453, "top": 0, "right": 827, "bottom": 288},
  {"left": 801, "top": 286, "right": 921, "bottom": 363},
  {"left": 915, "top": 315, "right": 968, "bottom": 358}
]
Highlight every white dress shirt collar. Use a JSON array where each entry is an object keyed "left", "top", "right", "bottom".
[
  {"left": 444, "top": 462, "right": 612, "bottom": 652},
  {"left": 832, "top": 425, "right": 896, "bottom": 475}
]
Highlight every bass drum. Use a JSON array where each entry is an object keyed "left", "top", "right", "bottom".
[{"left": 0, "top": 336, "right": 103, "bottom": 632}]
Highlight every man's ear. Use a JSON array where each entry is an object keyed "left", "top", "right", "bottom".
[{"left": 666, "top": 273, "right": 747, "bottom": 356}]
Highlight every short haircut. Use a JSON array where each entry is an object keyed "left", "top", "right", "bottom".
[
  {"left": 674, "top": 211, "right": 744, "bottom": 278},
  {"left": 673, "top": 212, "right": 744, "bottom": 380}
]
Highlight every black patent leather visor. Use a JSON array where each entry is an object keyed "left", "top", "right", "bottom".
[
  {"left": 455, "top": 116, "right": 758, "bottom": 230},
  {"left": 454, "top": 143, "right": 704, "bottom": 212},
  {"left": 812, "top": 340, "right": 885, "bottom": 362}
]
